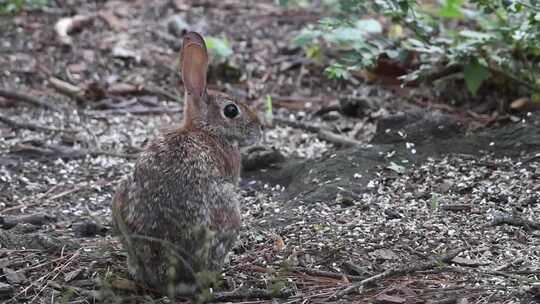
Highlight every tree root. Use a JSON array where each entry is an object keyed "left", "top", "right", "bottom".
[{"left": 325, "top": 248, "right": 465, "bottom": 301}]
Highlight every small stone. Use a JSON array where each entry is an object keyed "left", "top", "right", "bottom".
[
  {"left": 384, "top": 208, "right": 402, "bottom": 219},
  {"left": 3, "top": 268, "right": 25, "bottom": 284}
]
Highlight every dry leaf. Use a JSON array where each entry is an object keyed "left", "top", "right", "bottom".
[
  {"left": 55, "top": 15, "right": 95, "bottom": 46},
  {"left": 111, "top": 278, "right": 137, "bottom": 291},
  {"left": 510, "top": 97, "right": 540, "bottom": 112},
  {"left": 274, "top": 235, "right": 285, "bottom": 251}
]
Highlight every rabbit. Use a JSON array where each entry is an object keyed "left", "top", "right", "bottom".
[{"left": 111, "top": 31, "right": 263, "bottom": 297}]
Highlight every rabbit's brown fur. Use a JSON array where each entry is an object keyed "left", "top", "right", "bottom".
[{"left": 112, "top": 32, "right": 262, "bottom": 296}]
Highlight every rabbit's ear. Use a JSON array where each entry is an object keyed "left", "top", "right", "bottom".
[{"left": 181, "top": 32, "right": 208, "bottom": 98}]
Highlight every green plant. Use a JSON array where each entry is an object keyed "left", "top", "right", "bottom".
[
  {"left": 265, "top": 94, "right": 274, "bottom": 124},
  {"left": 204, "top": 36, "right": 233, "bottom": 63},
  {"left": 430, "top": 193, "right": 439, "bottom": 211},
  {"left": 276, "top": 0, "right": 311, "bottom": 8},
  {"left": 0, "top": 0, "right": 48, "bottom": 12},
  {"left": 60, "top": 287, "right": 75, "bottom": 304},
  {"left": 285, "top": 0, "right": 540, "bottom": 97}
]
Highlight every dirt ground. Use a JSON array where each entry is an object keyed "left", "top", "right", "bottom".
[{"left": 0, "top": 1, "right": 539, "bottom": 303}]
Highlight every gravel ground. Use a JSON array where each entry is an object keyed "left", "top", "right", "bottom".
[{"left": 0, "top": 1, "right": 539, "bottom": 303}]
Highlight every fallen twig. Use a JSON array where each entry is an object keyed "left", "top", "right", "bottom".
[
  {"left": 484, "top": 270, "right": 531, "bottom": 282},
  {"left": 273, "top": 117, "right": 320, "bottom": 133},
  {"left": 273, "top": 117, "right": 364, "bottom": 147},
  {"left": 325, "top": 248, "right": 464, "bottom": 301},
  {"left": 0, "top": 88, "right": 62, "bottom": 112},
  {"left": 0, "top": 113, "right": 76, "bottom": 133},
  {"left": 489, "top": 213, "right": 540, "bottom": 231},
  {"left": 492, "top": 258, "right": 524, "bottom": 272},
  {"left": 11, "top": 143, "right": 138, "bottom": 160},
  {"left": 0, "top": 180, "right": 115, "bottom": 215},
  {"left": 521, "top": 153, "right": 540, "bottom": 165},
  {"left": 47, "top": 281, "right": 102, "bottom": 301},
  {"left": 426, "top": 292, "right": 487, "bottom": 304},
  {"left": 85, "top": 106, "right": 181, "bottom": 116},
  {"left": 290, "top": 267, "right": 365, "bottom": 282},
  {"left": 421, "top": 64, "right": 463, "bottom": 84},
  {"left": 48, "top": 76, "right": 86, "bottom": 104},
  {"left": 510, "top": 269, "right": 540, "bottom": 275},
  {"left": 269, "top": 95, "right": 324, "bottom": 111},
  {"left": 14, "top": 250, "right": 81, "bottom": 302},
  {"left": 440, "top": 204, "right": 472, "bottom": 212},
  {"left": 49, "top": 79, "right": 181, "bottom": 106},
  {"left": 318, "top": 129, "right": 364, "bottom": 147},
  {"left": 210, "top": 288, "right": 294, "bottom": 302},
  {"left": 108, "top": 83, "right": 180, "bottom": 102},
  {"left": 0, "top": 213, "right": 56, "bottom": 229},
  {"left": 488, "top": 66, "right": 540, "bottom": 95}
]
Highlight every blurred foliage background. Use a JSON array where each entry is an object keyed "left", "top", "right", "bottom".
[{"left": 281, "top": 0, "right": 540, "bottom": 99}]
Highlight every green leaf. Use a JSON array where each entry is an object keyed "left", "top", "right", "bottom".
[
  {"left": 324, "top": 63, "right": 351, "bottom": 80},
  {"left": 292, "top": 28, "right": 321, "bottom": 47},
  {"left": 326, "top": 27, "right": 359, "bottom": 43},
  {"left": 438, "top": 0, "right": 464, "bottom": 18},
  {"left": 265, "top": 95, "right": 273, "bottom": 123},
  {"left": 463, "top": 61, "right": 490, "bottom": 95},
  {"left": 204, "top": 36, "right": 233, "bottom": 62},
  {"left": 355, "top": 19, "right": 383, "bottom": 34},
  {"left": 323, "top": 19, "right": 382, "bottom": 45},
  {"left": 402, "top": 38, "right": 445, "bottom": 54},
  {"left": 306, "top": 45, "right": 324, "bottom": 64},
  {"left": 459, "top": 30, "right": 496, "bottom": 41},
  {"left": 61, "top": 287, "right": 75, "bottom": 304},
  {"left": 0, "top": 0, "right": 48, "bottom": 12}
]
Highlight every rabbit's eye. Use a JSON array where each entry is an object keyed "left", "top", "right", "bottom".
[{"left": 223, "top": 104, "right": 239, "bottom": 119}]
